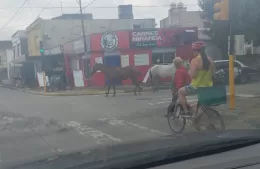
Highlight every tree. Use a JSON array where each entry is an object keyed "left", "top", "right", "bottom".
[
  {"left": 231, "top": 0, "right": 260, "bottom": 45},
  {"left": 198, "top": 0, "right": 229, "bottom": 59},
  {"left": 199, "top": 0, "right": 260, "bottom": 46}
]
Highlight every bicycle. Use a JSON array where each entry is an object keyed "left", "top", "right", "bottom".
[{"left": 166, "top": 86, "right": 226, "bottom": 134}]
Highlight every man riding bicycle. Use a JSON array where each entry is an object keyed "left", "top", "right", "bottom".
[{"left": 178, "top": 41, "right": 216, "bottom": 115}]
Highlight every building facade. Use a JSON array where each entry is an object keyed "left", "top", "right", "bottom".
[
  {"left": 63, "top": 27, "right": 198, "bottom": 87},
  {"left": 0, "top": 41, "right": 12, "bottom": 81},
  {"left": 25, "top": 13, "right": 155, "bottom": 87},
  {"left": 160, "top": 3, "right": 209, "bottom": 41},
  {"left": 10, "top": 30, "right": 29, "bottom": 79},
  {"left": 26, "top": 18, "right": 156, "bottom": 56}
]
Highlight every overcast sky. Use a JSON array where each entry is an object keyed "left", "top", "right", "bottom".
[{"left": 0, "top": 0, "right": 199, "bottom": 40}]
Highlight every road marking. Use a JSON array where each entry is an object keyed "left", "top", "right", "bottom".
[
  {"left": 127, "top": 122, "right": 168, "bottom": 135},
  {"left": 98, "top": 118, "right": 169, "bottom": 136},
  {"left": 148, "top": 103, "right": 154, "bottom": 106},
  {"left": 157, "top": 101, "right": 171, "bottom": 105},
  {"left": 161, "top": 98, "right": 172, "bottom": 100},
  {"left": 67, "top": 121, "right": 122, "bottom": 144}
]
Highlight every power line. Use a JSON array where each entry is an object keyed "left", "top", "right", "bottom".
[
  {"left": 3, "top": 3, "right": 199, "bottom": 30},
  {"left": 77, "top": 0, "right": 99, "bottom": 13},
  {"left": 0, "top": 4, "right": 199, "bottom": 10},
  {"left": 0, "top": 0, "right": 30, "bottom": 32},
  {"left": 35, "top": 0, "right": 54, "bottom": 19}
]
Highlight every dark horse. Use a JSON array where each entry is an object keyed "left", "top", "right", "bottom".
[{"left": 91, "top": 63, "right": 142, "bottom": 97}]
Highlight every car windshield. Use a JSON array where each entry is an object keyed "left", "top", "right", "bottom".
[{"left": 0, "top": 0, "right": 260, "bottom": 168}]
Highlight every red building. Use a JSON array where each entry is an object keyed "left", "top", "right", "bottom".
[{"left": 64, "top": 27, "right": 198, "bottom": 87}]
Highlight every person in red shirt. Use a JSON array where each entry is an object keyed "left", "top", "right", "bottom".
[
  {"left": 172, "top": 57, "right": 191, "bottom": 102},
  {"left": 166, "top": 57, "right": 190, "bottom": 117}
]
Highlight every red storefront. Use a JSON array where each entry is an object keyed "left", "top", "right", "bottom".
[
  {"left": 64, "top": 27, "right": 198, "bottom": 87},
  {"left": 89, "top": 27, "right": 198, "bottom": 87}
]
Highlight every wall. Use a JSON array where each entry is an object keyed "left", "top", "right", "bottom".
[
  {"left": 35, "top": 19, "right": 155, "bottom": 51},
  {"left": 160, "top": 8, "right": 209, "bottom": 40},
  {"left": 0, "top": 50, "right": 6, "bottom": 67},
  {"left": 27, "top": 23, "right": 42, "bottom": 56},
  {"left": 168, "top": 8, "right": 203, "bottom": 28},
  {"left": 160, "top": 17, "right": 169, "bottom": 28},
  {"left": 6, "top": 49, "right": 13, "bottom": 79}
]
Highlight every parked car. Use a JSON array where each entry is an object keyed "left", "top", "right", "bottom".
[{"left": 213, "top": 60, "right": 259, "bottom": 84}]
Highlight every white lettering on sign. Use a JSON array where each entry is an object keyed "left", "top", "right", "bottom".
[{"left": 132, "top": 31, "right": 162, "bottom": 42}]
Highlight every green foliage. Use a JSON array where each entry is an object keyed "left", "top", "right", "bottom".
[
  {"left": 199, "top": 0, "right": 260, "bottom": 46},
  {"left": 232, "top": 0, "right": 260, "bottom": 45}
]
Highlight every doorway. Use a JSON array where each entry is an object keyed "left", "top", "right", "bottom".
[{"left": 103, "top": 55, "right": 121, "bottom": 85}]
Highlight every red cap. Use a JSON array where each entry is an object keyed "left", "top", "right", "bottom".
[{"left": 192, "top": 41, "right": 205, "bottom": 50}]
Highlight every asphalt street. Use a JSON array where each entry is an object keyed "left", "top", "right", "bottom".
[{"left": 0, "top": 86, "right": 259, "bottom": 168}]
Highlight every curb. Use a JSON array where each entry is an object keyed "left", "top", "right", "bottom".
[
  {"left": 227, "top": 93, "right": 260, "bottom": 98},
  {"left": 2, "top": 85, "right": 260, "bottom": 98},
  {"left": 0, "top": 85, "right": 153, "bottom": 96}
]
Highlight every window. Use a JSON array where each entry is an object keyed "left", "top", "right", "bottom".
[
  {"left": 152, "top": 52, "right": 175, "bottom": 65},
  {"left": 13, "top": 47, "right": 16, "bottom": 59},
  {"left": 134, "top": 54, "right": 149, "bottom": 66},
  {"left": 163, "top": 52, "right": 175, "bottom": 65},
  {"left": 17, "top": 44, "right": 20, "bottom": 57},
  {"left": 133, "top": 24, "right": 141, "bottom": 29},
  {"left": 152, "top": 53, "right": 163, "bottom": 65},
  {"left": 215, "top": 61, "right": 229, "bottom": 69}
]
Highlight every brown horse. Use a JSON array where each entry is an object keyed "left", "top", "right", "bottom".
[{"left": 91, "top": 63, "right": 142, "bottom": 97}]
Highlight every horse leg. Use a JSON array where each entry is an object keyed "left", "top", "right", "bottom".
[
  {"left": 105, "top": 84, "right": 111, "bottom": 97},
  {"left": 138, "top": 83, "right": 141, "bottom": 95},
  {"left": 151, "top": 77, "right": 156, "bottom": 92},
  {"left": 132, "top": 78, "right": 137, "bottom": 96},
  {"left": 134, "top": 84, "right": 137, "bottom": 96},
  {"left": 112, "top": 85, "right": 116, "bottom": 97},
  {"left": 155, "top": 76, "right": 159, "bottom": 92}
]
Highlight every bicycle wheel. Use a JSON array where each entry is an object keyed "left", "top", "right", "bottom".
[
  {"left": 194, "top": 106, "right": 225, "bottom": 131},
  {"left": 167, "top": 104, "right": 186, "bottom": 134}
]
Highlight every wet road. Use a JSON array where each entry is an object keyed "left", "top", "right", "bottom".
[
  {"left": 0, "top": 87, "right": 259, "bottom": 168},
  {"left": 0, "top": 87, "right": 178, "bottom": 167}
]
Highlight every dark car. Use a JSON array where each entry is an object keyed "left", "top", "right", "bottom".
[{"left": 213, "top": 60, "right": 259, "bottom": 84}]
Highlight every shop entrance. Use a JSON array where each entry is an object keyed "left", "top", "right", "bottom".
[{"left": 104, "top": 55, "right": 121, "bottom": 85}]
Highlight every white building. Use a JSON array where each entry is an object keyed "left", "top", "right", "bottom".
[
  {"left": 0, "top": 41, "right": 12, "bottom": 81},
  {"left": 9, "top": 30, "right": 29, "bottom": 79},
  {"left": 160, "top": 2, "right": 209, "bottom": 41}
]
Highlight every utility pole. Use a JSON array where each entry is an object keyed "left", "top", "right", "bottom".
[
  {"left": 78, "top": 0, "right": 87, "bottom": 54},
  {"left": 213, "top": 0, "right": 235, "bottom": 110},
  {"left": 228, "top": 0, "right": 235, "bottom": 110}
]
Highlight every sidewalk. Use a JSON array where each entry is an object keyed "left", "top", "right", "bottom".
[
  {"left": 219, "top": 97, "right": 260, "bottom": 130},
  {"left": 0, "top": 84, "right": 153, "bottom": 96},
  {"left": 1, "top": 82, "right": 260, "bottom": 97}
]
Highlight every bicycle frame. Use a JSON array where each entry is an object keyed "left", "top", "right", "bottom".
[{"left": 172, "top": 92, "right": 205, "bottom": 119}]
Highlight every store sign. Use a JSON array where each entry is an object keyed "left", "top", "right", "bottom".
[
  {"left": 101, "top": 31, "right": 118, "bottom": 51},
  {"left": 130, "top": 29, "right": 197, "bottom": 48},
  {"left": 131, "top": 30, "right": 162, "bottom": 48}
]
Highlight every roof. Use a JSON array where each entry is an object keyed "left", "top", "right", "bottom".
[{"left": 11, "top": 30, "right": 27, "bottom": 38}]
